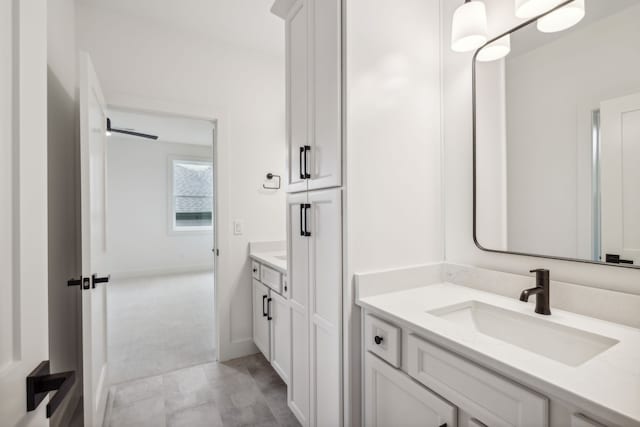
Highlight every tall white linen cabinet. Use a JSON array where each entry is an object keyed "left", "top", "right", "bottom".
[{"left": 272, "top": 0, "right": 343, "bottom": 426}]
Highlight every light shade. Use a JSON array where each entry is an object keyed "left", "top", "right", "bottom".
[
  {"left": 515, "top": 0, "right": 560, "bottom": 18},
  {"left": 451, "top": 1, "right": 488, "bottom": 53},
  {"left": 537, "top": 0, "right": 585, "bottom": 33},
  {"left": 477, "top": 34, "right": 511, "bottom": 62}
]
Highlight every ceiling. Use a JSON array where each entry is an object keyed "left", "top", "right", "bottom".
[
  {"left": 107, "top": 109, "right": 215, "bottom": 146},
  {"left": 510, "top": 0, "right": 640, "bottom": 57},
  {"left": 77, "top": 0, "right": 284, "bottom": 57}
]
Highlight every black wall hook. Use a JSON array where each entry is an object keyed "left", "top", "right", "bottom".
[{"left": 263, "top": 173, "right": 281, "bottom": 190}]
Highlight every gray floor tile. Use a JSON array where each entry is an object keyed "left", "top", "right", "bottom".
[
  {"left": 112, "top": 375, "right": 164, "bottom": 409},
  {"left": 167, "top": 402, "right": 223, "bottom": 427},
  {"left": 107, "top": 352, "right": 299, "bottom": 427},
  {"left": 219, "top": 401, "right": 279, "bottom": 427},
  {"left": 109, "top": 396, "right": 166, "bottom": 427}
]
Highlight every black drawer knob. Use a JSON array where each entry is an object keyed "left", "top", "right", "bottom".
[{"left": 374, "top": 335, "right": 384, "bottom": 345}]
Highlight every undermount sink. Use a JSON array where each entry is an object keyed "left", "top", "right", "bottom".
[{"left": 428, "top": 301, "right": 619, "bottom": 366}]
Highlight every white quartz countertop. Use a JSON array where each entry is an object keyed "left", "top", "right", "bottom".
[
  {"left": 357, "top": 283, "right": 640, "bottom": 425},
  {"left": 250, "top": 251, "right": 287, "bottom": 274}
]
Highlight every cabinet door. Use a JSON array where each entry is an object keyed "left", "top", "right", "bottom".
[
  {"left": 252, "top": 279, "right": 270, "bottom": 359},
  {"left": 286, "top": 0, "right": 309, "bottom": 193},
  {"left": 270, "top": 291, "right": 290, "bottom": 384},
  {"left": 287, "top": 191, "right": 310, "bottom": 424},
  {"left": 364, "top": 352, "right": 457, "bottom": 427},
  {"left": 308, "top": 188, "right": 342, "bottom": 427},
  {"left": 308, "top": 0, "right": 342, "bottom": 191}
]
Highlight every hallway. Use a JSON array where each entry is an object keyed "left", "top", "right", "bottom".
[{"left": 108, "top": 272, "right": 216, "bottom": 385}]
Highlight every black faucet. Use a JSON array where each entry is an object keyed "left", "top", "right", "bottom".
[{"left": 519, "top": 269, "right": 551, "bottom": 315}]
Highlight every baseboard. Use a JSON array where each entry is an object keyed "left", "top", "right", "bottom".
[
  {"left": 110, "top": 264, "right": 213, "bottom": 280},
  {"left": 219, "top": 337, "right": 258, "bottom": 362}
]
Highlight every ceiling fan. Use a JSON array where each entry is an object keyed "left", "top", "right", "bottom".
[{"left": 106, "top": 117, "right": 159, "bottom": 140}]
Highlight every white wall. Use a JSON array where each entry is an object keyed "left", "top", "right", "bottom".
[
  {"left": 104, "top": 137, "right": 214, "bottom": 277},
  {"left": 345, "top": 0, "right": 444, "bottom": 424},
  {"left": 443, "top": 0, "right": 640, "bottom": 298},
  {"left": 47, "top": 0, "right": 82, "bottom": 425},
  {"left": 0, "top": 0, "right": 14, "bottom": 378},
  {"left": 76, "top": 3, "right": 286, "bottom": 360},
  {"left": 502, "top": 4, "right": 640, "bottom": 259}
]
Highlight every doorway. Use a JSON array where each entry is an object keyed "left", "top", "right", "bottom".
[{"left": 102, "top": 108, "right": 218, "bottom": 385}]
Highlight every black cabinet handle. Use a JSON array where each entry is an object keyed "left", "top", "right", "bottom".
[
  {"left": 303, "top": 204, "right": 311, "bottom": 237},
  {"left": 262, "top": 295, "right": 268, "bottom": 317},
  {"left": 267, "top": 297, "right": 273, "bottom": 320},
  {"left": 26, "top": 361, "right": 76, "bottom": 418},
  {"left": 299, "top": 147, "right": 305, "bottom": 180},
  {"left": 303, "top": 145, "right": 311, "bottom": 179},
  {"left": 300, "top": 204, "right": 305, "bottom": 236},
  {"left": 374, "top": 335, "right": 384, "bottom": 345},
  {"left": 253, "top": 267, "right": 258, "bottom": 273}
]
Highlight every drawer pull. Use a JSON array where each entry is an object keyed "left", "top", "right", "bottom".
[{"left": 374, "top": 335, "right": 384, "bottom": 345}]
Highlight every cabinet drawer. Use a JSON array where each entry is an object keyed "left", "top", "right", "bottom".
[
  {"left": 407, "top": 334, "right": 548, "bottom": 427},
  {"left": 252, "top": 261, "right": 261, "bottom": 280},
  {"left": 365, "top": 314, "right": 401, "bottom": 368},
  {"left": 261, "top": 264, "right": 283, "bottom": 293}
]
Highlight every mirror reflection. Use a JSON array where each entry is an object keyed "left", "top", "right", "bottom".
[{"left": 475, "top": 0, "right": 640, "bottom": 266}]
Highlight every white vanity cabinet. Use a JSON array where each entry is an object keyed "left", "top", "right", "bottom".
[
  {"left": 283, "top": 0, "right": 342, "bottom": 193},
  {"left": 269, "top": 290, "right": 290, "bottom": 383},
  {"left": 287, "top": 188, "right": 342, "bottom": 426},
  {"left": 252, "top": 279, "right": 271, "bottom": 359},
  {"left": 251, "top": 259, "right": 289, "bottom": 384},
  {"left": 365, "top": 352, "right": 456, "bottom": 427},
  {"left": 362, "top": 309, "right": 626, "bottom": 427}
]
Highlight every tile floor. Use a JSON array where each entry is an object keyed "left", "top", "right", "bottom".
[
  {"left": 108, "top": 272, "right": 216, "bottom": 384},
  {"left": 104, "top": 353, "right": 300, "bottom": 427}
]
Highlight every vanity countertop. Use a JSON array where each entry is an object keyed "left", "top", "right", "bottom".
[
  {"left": 357, "top": 283, "right": 640, "bottom": 425},
  {"left": 250, "top": 251, "right": 287, "bottom": 274}
]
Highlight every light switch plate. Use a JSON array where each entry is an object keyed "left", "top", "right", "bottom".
[{"left": 233, "top": 220, "right": 243, "bottom": 235}]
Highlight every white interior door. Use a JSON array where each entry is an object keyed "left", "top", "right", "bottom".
[
  {"left": 0, "top": 1, "right": 49, "bottom": 425},
  {"left": 600, "top": 92, "right": 640, "bottom": 265},
  {"left": 79, "top": 52, "right": 109, "bottom": 427}
]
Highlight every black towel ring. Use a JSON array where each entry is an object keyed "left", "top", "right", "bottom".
[{"left": 263, "top": 173, "right": 281, "bottom": 190}]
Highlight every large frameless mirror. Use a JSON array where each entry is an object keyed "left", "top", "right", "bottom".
[{"left": 473, "top": 0, "right": 640, "bottom": 268}]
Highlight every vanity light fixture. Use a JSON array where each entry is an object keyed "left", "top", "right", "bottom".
[
  {"left": 537, "top": 0, "right": 585, "bottom": 33},
  {"left": 515, "top": 0, "right": 559, "bottom": 18},
  {"left": 451, "top": 0, "right": 488, "bottom": 53},
  {"left": 476, "top": 34, "right": 511, "bottom": 62}
]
